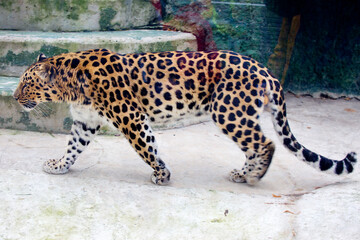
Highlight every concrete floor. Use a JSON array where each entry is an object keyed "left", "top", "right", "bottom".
[{"left": 0, "top": 94, "right": 359, "bottom": 240}]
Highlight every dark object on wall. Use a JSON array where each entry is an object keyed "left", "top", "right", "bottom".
[
  {"left": 267, "top": 0, "right": 360, "bottom": 94},
  {"left": 151, "top": 0, "right": 217, "bottom": 51},
  {"left": 265, "top": 0, "right": 301, "bottom": 18}
]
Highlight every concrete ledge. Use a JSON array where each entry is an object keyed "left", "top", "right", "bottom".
[
  {"left": 0, "top": 0, "right": 156, "bottom": 31},
  {"left": 0, "top": 30, "right": 197, "bottom": 77}
]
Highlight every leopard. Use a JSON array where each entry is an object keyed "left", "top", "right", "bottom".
[{"left": 13, "top": 48, "right": 357, "bottom": 185}]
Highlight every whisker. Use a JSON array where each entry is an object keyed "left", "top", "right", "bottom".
[
  {"left": 44, "top": 103, "right": 53, "bottom": 114},
  {"left": 42, "top": 104, "right": 54, "bottom": 116},
  {"left": 36, "top": 104, "right": 51, "bottom": 117},
  {"left": 35, "top": 106, "right": 46, "bottom": 117},
  {"left": 39, "top": 102, "right": 52, "bottom": 112},
  {"left": 30, "top": 107, "right": 41, "bottom": 117}
]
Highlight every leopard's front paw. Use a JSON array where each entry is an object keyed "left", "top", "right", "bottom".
[
  {"left": 43, "top": 159, "right": 70, "bottom": 174},
  {"left": 151, "top": 168, "right": 171, "bottom": 185}
]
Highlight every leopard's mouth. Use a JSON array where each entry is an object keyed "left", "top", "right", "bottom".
[{"left": 21, "top": 100, "right": 37, "bottom": 111}]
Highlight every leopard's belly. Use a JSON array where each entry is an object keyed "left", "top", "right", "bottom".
[
  {"left": 71, "top": 102, "right": 211, "bottom": 131},
  {"left": 145, "top": 103, "right": 211, "bottom": 129}
]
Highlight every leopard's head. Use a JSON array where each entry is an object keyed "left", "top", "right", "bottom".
[{"left": 13, "top": 54, "right": 60, "bottom": 111}]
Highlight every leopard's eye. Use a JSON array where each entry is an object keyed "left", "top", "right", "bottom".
[{"left": 21, "top": 83, "right": 29, "bottom": 94}]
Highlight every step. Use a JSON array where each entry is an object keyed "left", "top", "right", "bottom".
[
  {"left": 0, "top": 0, "right": 156, "bottom": 31},
  {"left": 0, "top": 76, "right": 17, "bottom": 97},
  {"left": 0, "top": 30, "right": 197, "bottom": 77}
]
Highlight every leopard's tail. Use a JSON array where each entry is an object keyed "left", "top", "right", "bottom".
[{"left": 267, "top": 83, "right": 357, "bottom": 175}]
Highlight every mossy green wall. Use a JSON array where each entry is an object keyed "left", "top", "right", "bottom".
[
  {"left": 210, "top": 1, "right": 279, "bottom": 65},
  {"left": 0, "top": 45, "right": 69, "bottom": 68},
  {"left": 0, "top": 0, "right": 156, "bottom": 31}
]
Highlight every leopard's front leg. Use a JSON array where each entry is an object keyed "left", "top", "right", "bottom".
[
  {"left": 115, "top": 111, "right": 171, "bottom": 185},
  {"left": 43, "top": 105, "right": 101, "bottom": 174},
  {"left": 43, "top": 120, "right": 100, "bottom": 174}
]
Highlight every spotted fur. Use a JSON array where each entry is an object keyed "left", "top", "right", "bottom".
[{"left": 13, "top": 49, "right": 357, "bottom": 185}]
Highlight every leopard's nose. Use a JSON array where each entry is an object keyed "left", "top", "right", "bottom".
[
  {"left": 13, "top": 93, "right": 19, "bottom": 101},
  {"left": 13, "top": 89, "right": 20, "bottom": 101}
]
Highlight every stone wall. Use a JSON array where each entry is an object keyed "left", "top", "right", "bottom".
[{"left": 0, "top": 0, "right": 157, "bottom": 31}]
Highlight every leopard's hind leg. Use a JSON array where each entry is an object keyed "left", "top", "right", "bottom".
[
  {"left": 211, "top": 92, "right": 275, "bottom": 185},
  {"left": 229, "top": 135, "right": 275, "bottom": 185}
]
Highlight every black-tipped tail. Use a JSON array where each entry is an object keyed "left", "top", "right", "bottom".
[
  {"left": 268, "top": 87, "right": 357, "bottom": 176},
  {"left": 302, "top": 148, "right": 357, "bottom": 175}
]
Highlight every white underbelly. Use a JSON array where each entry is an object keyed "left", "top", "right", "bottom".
[
  {"left": 148, "top": 109, "right": 211, "bottom": 129},
  {"left": 70, "top": 104, "right": 211, "bottom": 131}
]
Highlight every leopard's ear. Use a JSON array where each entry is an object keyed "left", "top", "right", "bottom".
[
  {"left": 35, "top": 63, "right": 57, "bottom": 82},
  {"left": 37, "top": 53, "right": 47, "bottom": 62}
]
